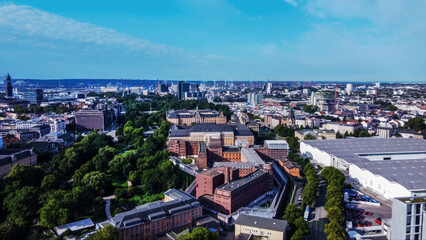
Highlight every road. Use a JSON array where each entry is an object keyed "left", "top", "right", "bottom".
[{"left": 307, "top": 181, "right": 328, "bottom": 240}]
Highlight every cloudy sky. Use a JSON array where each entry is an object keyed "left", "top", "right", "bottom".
[{"left": 0, "top": 0, "right": 425, "bottom": 82}]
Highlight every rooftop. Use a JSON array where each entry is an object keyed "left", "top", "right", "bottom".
[
  {"left": 111, "top": 189, "right": 201, "bottom": 229},
  {"left": 264, "top": 140, "right": 289, "bottom": 150},
  {"left": 395, "top": 196, "right": 426, "bottom": 204},
  {"left": 167, "top": 109, "right": 222, "bottom": 119},
  {"left": 169, "top": 123, "right": 253, "bottom": 138},
  {"left": 54, "top": 218, "right": 94, "bottom": 236},
  {"left": 241, "top": 148, "right": 264, "bottom": 166},
  {"left": 235, "top": 214, "right": 288, "bottom": 232},
  {"left": 301, "top": 138, "right": 426, "bottom": 191},
  {"left": 217, "top": 170, "right": 267, "bottom": 192}
]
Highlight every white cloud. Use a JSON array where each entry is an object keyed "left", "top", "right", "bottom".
[
  {"left": 283, "top": 0, "right": 298, "bottom": 7},
  {"left": 205, "top": 54, "right": 226, "bottom": 59},
  {"left": 0, "top": 3, "right": 176, "bottom": 54},
  {"left": 259, "top": 43, "right": 277, "bottom": 54}
]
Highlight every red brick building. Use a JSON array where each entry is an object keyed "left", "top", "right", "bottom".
[
  {"left": 108, "top": 189, "right": 202, "bottom": 240},
  {"left": 196, "top": 165, "right": 274, "bottom": 215}
]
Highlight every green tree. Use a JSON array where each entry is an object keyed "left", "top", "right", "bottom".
[
  {"left": 4, "top": 186, "right": 39, "bottom": 226},
  {"left": 290, "top": 230, "right": 306, "bottom": 240},
  {"left": 407, "top": 117, "right": 426, "bottom": 132},
  {"left": 326, "top": 206, "right": 345, "bottom": 223},
  {"left": 39, "top": 198, "right": 69, "bottom": 228},
  {"left": 286, "top": 137, "right": 300, "bottom": 152},
  {"left": 325, "top": 221, "right": 346, "bottom": 240},
  {"left": 177, "top": 227, "right": 218, "bottom": 240},
  {"left": 40, "top": 174, "right": 58, "bottom": 190},
  {"left": 274, "top": 125, "right": 295, "bottom": 137},
  {"left": 303, "top": 105, "right": 319, "bottom": 114},
  {"left": 87, "top": 225, "right": 119, "bottom": 240},
  {"left": 303, "top": 134, "right": 316, "bottom": 140},
  {"left": 82, "top": 171, "right": 110, "bottom": 195},
  {"left": 283, "top": 204, "right": 303, "bottom": 225},
  {"left": 302, "top": 182, "right": 317, "bottom": 206},
  {"left": 294, "top": 217, "right": 310, "bottom": 236}
]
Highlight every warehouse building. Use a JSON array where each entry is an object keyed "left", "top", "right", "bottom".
[{"left": 300, "top": 138, "right": 426, "bottom": 200}]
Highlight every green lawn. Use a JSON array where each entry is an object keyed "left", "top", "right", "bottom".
[{"left": 105, "top": 171, "right": 128, "bottom": 188}]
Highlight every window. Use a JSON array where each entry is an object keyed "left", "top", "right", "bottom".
[
  {"left": 415, "top": 226, "right": 419, "bottom": 233},
  {"left": 415, "top": 215, "right": 420, "bottom": 225},
  {"left": 415, "top": 204, "right": 420, "bottom": 214},
  {"left": 406, "top": 227, "right": 411, "bottom": 233},
  {"left": 414, "top": 234, "right": 419, "bottom": 240},
  {"left": 406, "top": 235, "right": 410, "bottom": 240},
  {"left": 407, "top": 216, "right": 411, "bottom": 225},
  {"left": 407, "top": 205, "right": 412, "bottom": 215}
]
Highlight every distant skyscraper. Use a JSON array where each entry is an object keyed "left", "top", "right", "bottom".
[
  {"left": 22, "top": 89, "right": 44, "bottom": 104},
  {"left": 346, "top": 83, "right": 353, "bottom": 95},
  {"left": 5, "top": 73, "right": 13, "bottom": 97},
  {"left": 247, "top": 93, "right": 264, "bottom": 105},
  {"left": 266, "top": 82, "right": 273, "bottom": 95},
  {"left": 375, "top": 82, "right": 381, "bottom": 89},
  {"left": 177, "top": 81, "right": 183, "bottom": 100},
  {"left": 177, "top": 81, "right": 190, "bottom": 100},
  {"left": 158, "top": 82, "right": 169, "bottom": 95}
]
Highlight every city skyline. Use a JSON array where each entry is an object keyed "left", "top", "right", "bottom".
[{"left": 1, "top": 0, "right": 426, "bottom": 82}]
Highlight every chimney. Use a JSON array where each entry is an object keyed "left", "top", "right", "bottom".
[{"left": 224, "top": 166, "right": 230, "bottom": 184}]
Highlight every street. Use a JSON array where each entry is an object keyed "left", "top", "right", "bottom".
[{"left": 307, "top": 181, "right": 328, "bottom": 240}]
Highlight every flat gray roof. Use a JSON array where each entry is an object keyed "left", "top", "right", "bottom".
[
  {"left": 301, "top": 138, "right": 426, "bottom": 191},
  {"left": 235, "top": 214, "right": 287, "bottom": 232},
  {"left": 217, "top": 170, "right": 266, "bottom": 192},
  {"left": 241, "top": 148, "right": 264, "bottom": 166}
]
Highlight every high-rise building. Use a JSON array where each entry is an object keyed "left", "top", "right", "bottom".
[
  {"left": 22, "top": 89, "right": 43, "bottom": 104},
  {"left": 266, "top": 82, "right": 273, "bottom": 95},
  {"left": 375, "top": 82, "right": 381, "bottom": 89},
  {"left": 391, "top": 196, "right": 426, "bottom": 240},
  {"left": 346, "top": 83, "right": 353, "bottom": 95},
  {"left": 177, "top": 81, "right": 190, "bottom": 100},
  {"left": 247, "top": 93, "right": 264, "bottom": 106},
  {"left": 5, "top": 73, "right": 13, "bottom": 98},
  {"left": 157, "top": 82, "right": 169, "bottom": 95}
]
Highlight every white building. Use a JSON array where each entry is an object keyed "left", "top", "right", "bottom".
[
  {"left": 266, "top": 82, "right": 273, "bottom": 95},
  {"left": 300, "top": 138, "right": 426, "bottom": 200},
  {"left": 247, "top": 93, "right": 264, "bottom": 106},
  {"left": 377, "top": 127, "right": 392, "bottom": 138},
  {"left": 366, "top": 89, "right": 378, "bottom": 96},
  {"left": 346, "top": 83, "right": 353, "bottom": 95},
  {"left": 391, "top": 196, "right": 426, "bottom": 240},
  {"left": 303, "top": 89, "right": 311, "bottom": 95},
  {"left": 322, "top": 122, "right": 357, "bottom": 134},
  {"left": 48, "top": 119, "right": 67, "bottom": 133},
  {"left": 375, "top": 82, "right": 381, "bottom": 89}
]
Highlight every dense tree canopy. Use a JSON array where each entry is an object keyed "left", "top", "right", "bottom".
[
  {"left": 177, "top": 227, "right": 218, "bottom": 240},
  {"left": 407, "top": 117, "right": 426, "bottom": 132}
]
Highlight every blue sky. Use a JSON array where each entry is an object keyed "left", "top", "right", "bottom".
[{"left": 0, "top": 0, "right": 425, "bottom": 82}]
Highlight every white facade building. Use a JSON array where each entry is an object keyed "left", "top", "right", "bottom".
[
  {"left": 346, "top": 84, "right": 353, "bottom": 95},
  {"left": 391, "top": 196, "right": 426, "bottom": 240},
  {"left": 300, "top": 138, "right": 426, "bottom": 200}
]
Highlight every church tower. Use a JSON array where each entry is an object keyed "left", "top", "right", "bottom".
[{"left": 5, "top": 73, "right": 13, "bottom": 97}]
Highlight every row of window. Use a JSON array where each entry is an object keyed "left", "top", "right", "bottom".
[
  {"left": 406, "top": 203, "right": 425, "bottom": 215},
  {"left": 406, "top": 215, "right": 422, "bottom": 226}
]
